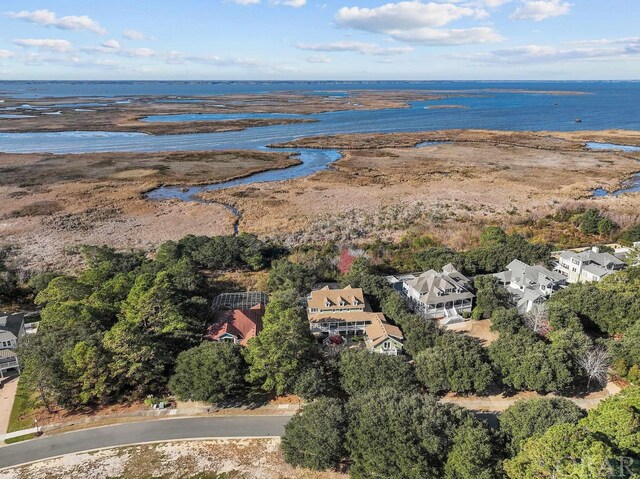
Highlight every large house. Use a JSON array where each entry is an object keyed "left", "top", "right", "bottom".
[
  {"left": 206, "top": 292, "right": 268, "bottom": 347},
  {"left": 307, "top": 285, "right": 404, "bottom": 355},
  {"left": 555, "top": 247, "right": 626, "bottom": 283},
  {"left": 493, "top": 259, "right": 566, "bottom": 313},
  {"left": 307, "top": 285, "right": 371, "bottom": 335},
  {"left": 387, "top": 264, "right": 474, "bottom": 324},
  {"left": 0, "top": 313, "right": 25, "bottom": 378}
]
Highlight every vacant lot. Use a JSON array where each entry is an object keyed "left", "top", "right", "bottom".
[{"left": 0, "top": 438, "right": 346, "bottom": 479}]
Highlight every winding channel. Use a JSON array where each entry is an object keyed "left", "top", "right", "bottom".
[
  {"left": 1, "top": 95, "right": 640, "bottom": 231},
  {"left": 588, "top": 143, "right": 640, "bottom": 197}
]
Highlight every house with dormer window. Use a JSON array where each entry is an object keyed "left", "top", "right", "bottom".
[
  {"left": 307, "top": 285, "right": 370, "bottom": 334},
  {"left": 307, "top": 284, "right": 404, "bottom": 354},
  {"left": 387, "top": 264, "right": 474, "bottom": 324}
]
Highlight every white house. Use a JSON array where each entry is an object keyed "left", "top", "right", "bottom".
[
  {"left": 493, "top": 259, "right": 567, "bottom": 313},
  {"left": 387, "top": 264, "right": 474, "bottom": 324},
  {"left": 555, "top": 247, "right": 626, "bottom": 283}
]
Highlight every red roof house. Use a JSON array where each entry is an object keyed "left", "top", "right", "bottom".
[{"left": 206, "top": 298, "right": 266, "bottom": 347}]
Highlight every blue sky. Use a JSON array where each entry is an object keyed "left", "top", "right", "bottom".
[{"left": 0, "top": 0, "right": 639, "bottom": 80}]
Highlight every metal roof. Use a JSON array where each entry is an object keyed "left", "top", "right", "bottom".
[{"left": 211, "top": 292, "right": 269, "bottom": 311}]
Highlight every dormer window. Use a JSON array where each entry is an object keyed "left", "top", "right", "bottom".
[
  {"left": 325, "top": 300, "right": 332, "bottom": 307},
  {"left": 339, "top": 300, "right": 347, "bottom": 306}
]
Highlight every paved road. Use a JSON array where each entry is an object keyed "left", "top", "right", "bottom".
[{"left": 0, "top": 415, "right": 290, "bottom": 470}]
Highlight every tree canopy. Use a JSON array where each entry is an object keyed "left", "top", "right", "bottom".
[
  {"left": 338, "top": 349, "right": 417, "bottom": 397},
  {"left": 281, "top": 398, "right": 346, "bottom": 471},
  {"left": 169, "top": 342, "right": 248, "bottom": 404},
  {"left": 415, "top": 332, "right": 495, "bottom": 395},
  {"left": 499, "top": 397, "right": 586, "bottom": 455}
]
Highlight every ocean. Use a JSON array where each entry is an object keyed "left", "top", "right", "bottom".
[
  {"left": 0, "top": 81, "right": 638, "bottom": 198},
  {"left": 0, "top": 81, "right": 639, "bottom": 154}
]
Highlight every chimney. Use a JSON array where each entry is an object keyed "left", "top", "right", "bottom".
[
  {"left": 0, "top": 316, "right": 7, "bottom": 327},
  {"left": 592, "top": 246, "right": 600, "bottom": 253}
]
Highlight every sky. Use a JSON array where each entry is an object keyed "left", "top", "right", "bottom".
[{"left": 0, "top": 0, "right": 639, "bottom": 80}]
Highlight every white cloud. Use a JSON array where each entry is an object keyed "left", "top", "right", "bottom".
[
  {"left": 386, "top": 26, "right": 503, "bottom": 44},
  {"left": 7, "top": 9, "right": 107, "bottom": 35},
  {"left": 305, "top": 54, "right": 332, "bottom": 63},
  {"left": 272, "top": 0, "right": 307, "bottom": 6},
  {"left": 0, "top": 49, "right": 14, "bottom": 59},
  {"left": 227, "top": 0, "right": 262, "bottom": 4},
  {"left": 572, "top": 36, "right": 640, "bottom": 46},
  {"left": 13, "top": 38, "right": 73, "bottom": 53},
  {"left": 84, "top": 45, "right": 157, "bottom": 58},
  {"left": 164, "top": 51, "right": 296, "bottom": 72},
  {"left": 297, "top": 41, "right": 413, "bottom": 55},
  {"left": 335, "top": 1, "right": 487, "bottom": 31},
  {"left": 480, "top": 0, "right": 512, "bottom": 6},
  {"left": 334, "top": 1, "right": 502, "bottom": 46},
  {"left": 122, "top": 30, "right": 153, "bottom": 41},
  {"left": 463, "top": 40, "right": 640, "bottom": 64},
  {"left": 511, "top": 0, "right": 571, "bottom": 21},
  {"left": 102, "top": 39, "right": 121, "bottom": 49}
]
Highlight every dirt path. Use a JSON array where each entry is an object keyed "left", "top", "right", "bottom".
[
  {"left": 441, "top": 381, "right": 621, "bottom": 412},
  {"left": 0, "top": 377, "right": 18, "bottom": 435}
]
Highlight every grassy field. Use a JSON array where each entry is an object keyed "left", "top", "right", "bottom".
[{"left": 7, "top": 378, "right": 40, "bottom": 433}]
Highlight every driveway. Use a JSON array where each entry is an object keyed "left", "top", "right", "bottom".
[
  {"left": 0, "top": 377, "right": 18, "bottom": 435},
  {"left": 0, "top": 415, "right": 289, "bottom": 470}
]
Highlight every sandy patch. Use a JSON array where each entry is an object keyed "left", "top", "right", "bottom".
[{"left": 0, "top": 439, "right": 346, "bottom": 479}]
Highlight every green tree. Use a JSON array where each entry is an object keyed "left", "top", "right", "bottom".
[
  {"left": 626, "top": 245, "right": 640, "bottom": 266},
  {"left": 499, "top": 397, "right": 586, "bottom": 455},
  {"left": 580, "top": 208, "right": 603, "bottom": 235},
  {"left": 102, "top": 320, "right": 168, "bottom": 400},
  {"left": 415, "top": 333, "right": 495, "bottom": 395},
  {"left": 35, "top": 276, "right": 92, "bottom": 304},
  {"left": 473, "top": 275, "right": 512, "bottom": 320},
  {"left": 267, "top": 259, "right": 316, "bottom": 293},
  {"left": 504, "top": 423, "right": 616, "bottom": 479},
  {"left": 63, "top": 336, "right": 113, "bottom": 405},
  {"left": 169, "top": 342, "right": 247, "bottom": 404},
  {"left": 490, "top": 308, "right": 526, "bottom": 335},
  {"left": 479, "top": 226, "right": 507, "bottom": 247},
  {"left": 621, "top": 223, "right": 640, "bottom": 244},
  {"left": 444, "top": 422, "right": 501, "bottom": 479},
  {"left": 489, "top": 331, "right": 574, "bottom": 392},
  {"left": 120, "top": 271, "right": 204, "bottom": 347},
  {"left": 580, "top": 386, "right": 640, "bottom": 455},
  {"left": 281, "top": 398, "right": 346, "bottom": 471},
  {"left": 598, "top": 217, "right": 616, "bottom": 236},
  {"left": 293, "top": 364, "right": 329, "bottom": 400},
  {"left": 346, "top": 388, "right": 478, "bottom": 479},
  {"left": 338, "top": 349, "right": 417, "bottom": 397},
  {"left": 612, "top": 321, "right": 640, "bottom": 380},
  {"left": 244, "top": 293, "right": 318, "bottom": 395},
  {"left": 26, "top": 271, "right": 61, "bottom": 296}
]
